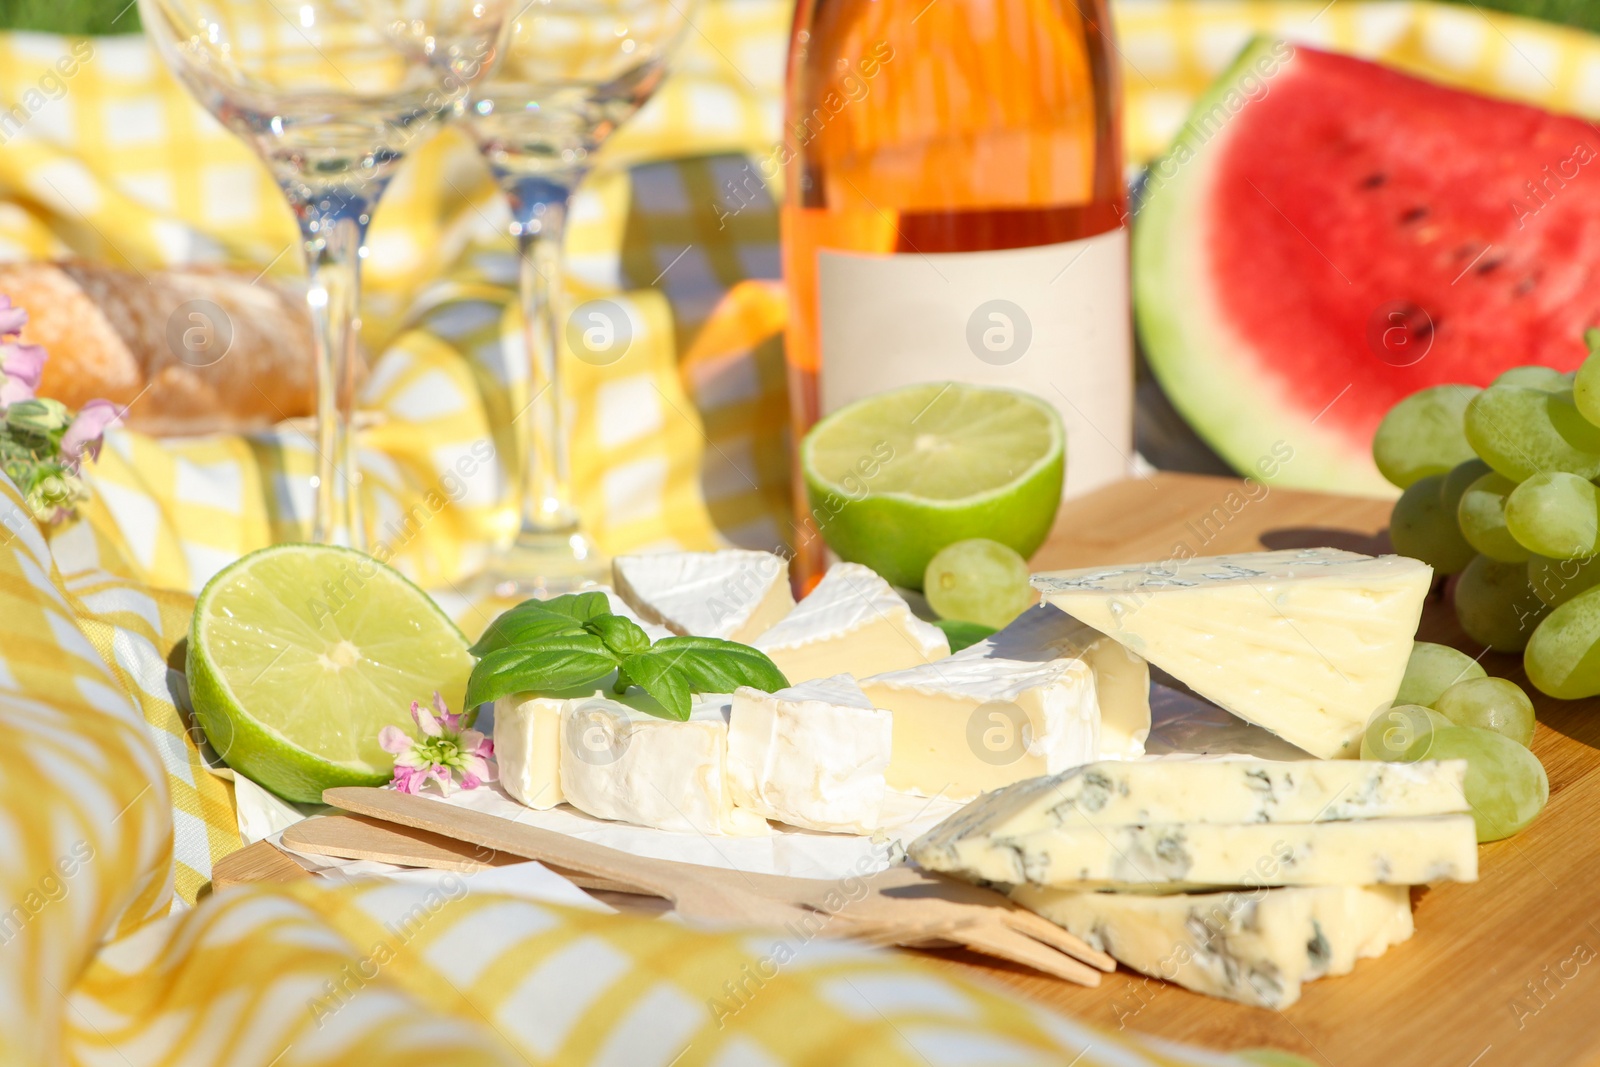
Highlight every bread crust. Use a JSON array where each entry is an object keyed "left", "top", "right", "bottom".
[{"left": 0, "top": 261, "right": 329, "bottom": 435}]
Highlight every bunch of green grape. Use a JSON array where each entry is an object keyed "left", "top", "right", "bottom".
[
  {"left": 1376, "top": 336, "right": 1600, "bottom": 699},
  {"left": 1362, "top": 643, "right": 1547, "bottom": 841}
]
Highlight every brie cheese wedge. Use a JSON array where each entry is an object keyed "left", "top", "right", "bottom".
[
  {"left": 727, "top": 675, "right": 892, "bottom": 834},
  {"left": 1012, "top": 884, "right": 1414, "bottom": 1008},
  {"left": 1033, "top": 548, "right": 1433, "bottom": 759},
  {"left": 753, "top": 562, "right": 949, "bottom": 684},
  {"left": 494, "top": 690, "right": 586, "bottom": 811},
  {"left": 558, "top": 691, "right": 769, "bottom": 836},
  {"left": 861, "top": 605, "right": 1135, "bottom": 801},
  {"left": 613, "top": 550, "right": 793, "bottom": 642}
]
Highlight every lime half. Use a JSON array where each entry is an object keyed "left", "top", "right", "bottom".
[
  {"left": 187, "top": 544, "right": 474, "bottom": 802},
  {"left": 801, "top": 383, "right": 1064, "bottom": 588}
]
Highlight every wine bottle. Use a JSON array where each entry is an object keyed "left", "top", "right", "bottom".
[{"left": 781, "top": 0, "right": 1129, "bottom": 584}]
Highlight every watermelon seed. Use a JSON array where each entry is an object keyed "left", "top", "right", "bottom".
[
  {"left": 1477, "top": 258, "right": 1504, "bottom": 276},
  {"left": 1401, "top": 206, "right": 1429, "bottom": 224},
  {"left": 1361, "top": 173, "right": 1387, "bottom": 188}
]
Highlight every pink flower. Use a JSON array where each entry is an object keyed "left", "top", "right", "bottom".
[
  {"left": 379, "top": 692, "right": 496, "bottom": 796},
  {"left": 424, "top": 690, "right": 466, "bottom": 732},
  {"left": 458, "top": 732, "right": 496, "bottom": 789},
  {"left": 390, "top": 763, "right": 452, "bottom": 795},
  {"left": 0, "top": 342, "right": 44, "bottom": 391},
  {"left": 60, "top": 399, "right": 120, "bottom": 468},
  {"left": 0, "top": 374, "right": 33, "bottom": 407},
  {"left": 0, "top": 296, "right": 26, "bottom": 339}
]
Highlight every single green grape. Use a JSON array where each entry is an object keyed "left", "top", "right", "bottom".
[
  {"left": 1395, "top": 641, "right": 1487, "bottom": 707},
  {"left": 1524, "top": 584, "right": 1600, "bottom": 699},
  {"left": 1457, "top": 472, "right": 1532, "bottom": 563},
  {"left": 923, "top": 538, "right": 1032, "bottom": 630},
  {"left": 1433, "top": 677, "right": 1536, "bottom": 747},
  {"left": 1464, "top": 386, "right": 1600, "bottom": 482},
  {"left": 1390, "top": 474, "right": 1475, "bottom": 574},
  {"left": 1454, "top": 555, "right": 1550, "bottom": 652},
  {"left": 1492, "top": 366, "right": 1568, "bottom": 392},
  {"left": 1441, "top": 458, "right": 1492, "bottom": 512},
  {"left": 1427, "top": 726, "right": 1548, "bottom": 842},
  {"left": 1527, "top": 553, "right": 1600, "bottom": 607},
  {"left": 1573, "top": 348, "right": 1600, "bottom": 427},
  {"left": 1360, "top": 704, "right": 1451, "bottom": 761},
  {"left": 1504, "top": 472, "right": 1600, "bottom": 559},
  {"left": 1372, "top": 385, "right": 1480, "bottom": 489}
]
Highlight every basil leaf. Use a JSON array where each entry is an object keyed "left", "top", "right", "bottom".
[
  {"left": 465, "top": 634, "right": 618, "bottom": 707},
  {"left": 933, "top": 618, "right": 996, "bottom": 653},
  {"left": 468, "top": 592, "right": 614, "bottom": 656},
  {"left": 541, "top": 591, "right": 613, "bottom": 621},
  {"left": 618, "top": 651, "right": 692, "bottom": 720},
  {"left": 584, "top": 613, "right": 652, "bottom": 657},
  {"left": 470, "top": 604, "right": 586, "bottom": 657},
  {"left": 632, "top": 637, "right": 790, "bottom": 696}
]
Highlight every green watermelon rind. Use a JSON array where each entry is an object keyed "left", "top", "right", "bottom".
[{"left": 1133, "top": 37, "right": 1397, "bottom": 498}]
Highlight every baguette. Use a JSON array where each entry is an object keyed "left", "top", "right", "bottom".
[{"left": 0, "top": 260, "right": 339, "bottom": 435}]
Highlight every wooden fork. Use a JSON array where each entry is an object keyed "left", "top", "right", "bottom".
[{"left": 321, "top": 787, "right": 1113, "bottom": 986}]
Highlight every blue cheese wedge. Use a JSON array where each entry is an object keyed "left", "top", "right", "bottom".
[
  {"left": 1011, "top": 884, "right": 1414, "bottom": 1008},
  {"left": 752, "top": 563, "right": 949, "bottom": 684},
  {"left": 910, "top": 812, "right": 1478, "bottom": 888},
  {"left": 860, "top": 605, "right": 1150, "bottom": 801},
  {"left": 727, "top": 675, "right": 892, "bottom": 834},
  {"left": 613, "top": 549, "right": 794, "bottom": 642},
  {"left": 938, "top": 755, "right": 1469, "bottom": 829},
  {"left": 1033, "top": 548, "right": 1433, "bottom": 759},
  {"left": 558, "top": 692, "right": 769, "bottom": 836}
]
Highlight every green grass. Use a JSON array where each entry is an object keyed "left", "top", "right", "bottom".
[
  {"left": 0, "top": 0, "right": 141, "bottom": 34},
  {"left": 0, "top": 0, "right": 1595, "bottom": 35}
]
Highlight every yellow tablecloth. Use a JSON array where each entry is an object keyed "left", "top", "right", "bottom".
[{"left": 0, "top": 1, "right": 1594, "bottom": 1062}]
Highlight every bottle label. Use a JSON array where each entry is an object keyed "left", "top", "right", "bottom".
[{"left": 817, "top": 228, "right": 1132, "bottom": 497}]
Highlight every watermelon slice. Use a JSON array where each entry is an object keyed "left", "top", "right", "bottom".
[{"left": 1135, "top": 40, "right": 1600, "bottom": 496}]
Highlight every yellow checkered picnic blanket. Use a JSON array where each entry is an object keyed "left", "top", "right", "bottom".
[{"left": 1, "top": 1, "right": 1596, "bottom": 1063}]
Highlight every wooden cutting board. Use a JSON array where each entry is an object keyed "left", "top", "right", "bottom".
[
  {"left": 213, "top": 472, "right": 1600, "bottom": 1066},
  {"left": 935, "top": 472, "right": 1600, "bottom": 1067}
]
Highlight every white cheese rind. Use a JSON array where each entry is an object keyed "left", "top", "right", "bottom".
[
  {"left": 613, "top": 550, "right": 794, "bottom": 642},
  {"left": 727, "top": 676, "right": 892, "bottom": 834},
  {"left": 861, "top": 605, "right": 1147, "bottom": 800},
  {"left": 1050, "top": 614, "right": 1150, "bottom": 759},
  {"left": 911, "top": 812, "right": 1478, "bottom": 888},
  {"left": 752, "top": 562, "right": 949, "bottom": 683},
  {"left": 493, "top": 686, "right": 612, "bottom": 810},
  {"left": 1011, "top": 884, "right": 1414, "bottom": 1008},
  {"left": 1033, "top": 548, "right": 1433, "bottom": 759},
  {"left": 558, "top": 692, "right": 770, "bottom": 836},
  {"left": 937, "top": 756, "right": 1470, "bottom": 830}
]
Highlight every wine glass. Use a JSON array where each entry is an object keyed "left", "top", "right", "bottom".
[
  {"left": 140, "top": 0, "right": 506, "bottom": 548},
  {"left": 466, "top": 0, "right": 694, "bottom": 597}
]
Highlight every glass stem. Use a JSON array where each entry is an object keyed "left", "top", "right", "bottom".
[
  {"left": 510, "top": 177, "right": 581, "bottom": 540},
  {"left": 299, "top": 203, "right": 369, "bottom": 549}
]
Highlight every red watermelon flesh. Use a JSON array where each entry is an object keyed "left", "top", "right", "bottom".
[{"left": 1134, "top": 40, "right": 1600, "bottom": 495}]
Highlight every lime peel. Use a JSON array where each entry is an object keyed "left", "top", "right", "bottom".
[
  {"left": 187, "top": 543, "right": 473, "bottom": 803},
  {"left": 801, "top": 383, "right": 1064, "bottom": 588}
]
